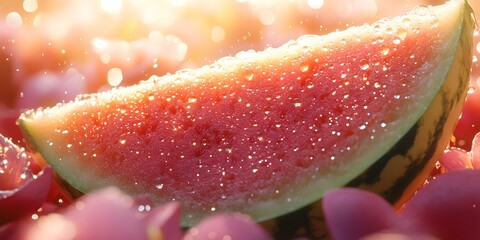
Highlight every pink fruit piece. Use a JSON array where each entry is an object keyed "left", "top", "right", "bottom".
[
  {"left": 402, "top": 169, "right": 480, "bottom": 240},
  {"left": 0, "top": 134, "right": 52, "bottom": 225},
  {"left": 183, "top": 213, "right": 272, "bottom": 240},
  {"left": 322, "top": 188, "right": 403, "bottom": 240}
]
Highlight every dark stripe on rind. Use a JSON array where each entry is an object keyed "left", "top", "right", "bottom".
[
  {"left": 347, "top": 121, "right": 419, "bottom": 193},
  {"left": 351, "top": 91, "right": 451, "bottom": 203}
]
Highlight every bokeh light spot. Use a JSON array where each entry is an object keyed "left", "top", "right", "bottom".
[
  {"left": 107, "top": 68, "right": 123, "bottom": 87},
  {"left": 211, "top": 26, "right": 226, "bottom": 43},
  {"left": 23, "top": 0, "right": 38, "bottom": 13},
  {"left": 6, "top": 12, "right": 23, "bottom": 28},
  {"left": 100, "top": 0, "right": 123, "bottom": 14},
  {"left": 307, "top": 0, "right": 324, "bottom": 9}
]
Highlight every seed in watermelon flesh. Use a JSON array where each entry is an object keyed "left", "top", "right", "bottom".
[{"left": 19, "top": 0, "right": 474, "bottom": 226}]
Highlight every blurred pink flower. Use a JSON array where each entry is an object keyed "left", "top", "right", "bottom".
[
  {"left": 2, "top": 186, "right": 271, "bottom": 240},
  {"left": 323, "top": 170, "right": 480, "bottom": 240},
  {"left": 439, "top": 132, "right": 480, "bottom": 171},
  {"left": 0, "top": 135, "right": 52, "bottom": 225}
]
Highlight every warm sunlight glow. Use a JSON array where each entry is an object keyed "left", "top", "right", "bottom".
[{"left": 101, "top": 0, "right": 123, "bottom": 14}]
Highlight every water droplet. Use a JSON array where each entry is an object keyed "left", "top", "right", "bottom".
[
  {"left": 155, "top": 176, "right": 165, "bottom": 189},
  {"left": 294, "top": 102, "right": 302, "bottom": 107},
  {"left": 359, "top": 125, "right": 366, "bottom": 130},
  {"left": 137, "top": 204, "right": 152, "bottom": 212},
  {"left": 402, "top": 17, "right": 411, "bottom": 26},
  {"left": 211, "top": 207, "right": 216, "bottom": 211},
  {"left": 414, "top": 5, "right": 430, "bottom": 16},
  {"left": 392, "top": 37, "right": 401, "bottom": 45},
  {"left": 431, "top": 19, "right": 440, "bottom": 28},
  {"left": 381, "top": 48, "right": 390, "bottom": 55},
  {"left": 340, "top": 73, "right": 347, "bottom": 79},
  {"left": 305, "top": 80, "right": 315, "bottom": 89},
  {"left": 381, "top": 122, "right": 387, "bottom": 128},
  {"left": 374, "top": 82, "right": 381, "bottom": 88},
  {"left": 245, "top": 71, "right": 254, "bottom": 81},
  {"left": 394, "top": 95, "right": 401, "bottom": 99},
  {"left": 148, "top": 94, "right": 155, "bottom": 101},
  {"left": 300, "top": 63, "right": 310, "bottom": 72},
  {"left": 188, "top": 97, "right": 197, "bottom": 103},
  {"left": 119, "top": 139, "right": 126, "bottom": 144},
  {"left": 359, "top": 59, "right": 369, "bottom": 70},
  {"left": 467, "top": 86, "right": 475, "bottom": 94},
  {"left": 396, "top": 28, "right": 407, "bottom": 40}
]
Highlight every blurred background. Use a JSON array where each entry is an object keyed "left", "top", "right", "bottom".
[{"left": 0, "top": 0, "right": 479, "bottom": 145}]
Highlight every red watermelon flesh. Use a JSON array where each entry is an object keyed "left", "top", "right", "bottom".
[{"left": 19, "top": 0, "right": 469, "bottom": 225}]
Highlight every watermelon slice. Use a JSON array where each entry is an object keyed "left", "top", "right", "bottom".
[{"left": 18, "top": 0, "right": 474, "bottom": 226}]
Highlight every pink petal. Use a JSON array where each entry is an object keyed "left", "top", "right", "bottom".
[
  {"left": 0, "top": 167, "right": 52, "bottom": 225},
  {"left": 145, "top": 202, "right": 182, "bottom": 240},
  {"left": 183, "top": 213, "right": 272, "bottom": 240},
  {"left": 470, "top": 132, "right": 480, "bottom": 169},
  {"left": 322, "top": 188, "right": 403, "bottom": 240},
  {"left": 0, "top": 135, "right": 42, "bottom": 190},
  {"left": 0, "top": 220, "right": 27, "bottom": 240},
  {"left": 24, "top": 187, "right": 149, "bottom": 240},
  {"left": 402, "top": 170, "right": 480, "bottom": 240},
  {"left": 360, "top": 231, "right": 434, "bottom": 240},
  {"left": 438, "top": 148, "right": 472, "bottom": 171}
]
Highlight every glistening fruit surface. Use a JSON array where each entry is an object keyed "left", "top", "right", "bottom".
[{"left": 19, "top": 0, "right": 473, "bottom": 226}]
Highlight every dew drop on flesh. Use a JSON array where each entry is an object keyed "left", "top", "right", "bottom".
[
  {"left": 300, "top": 63, "right": 309, "bottom": 72},
  {"left": 359, "top": 59, "right": 369, "bottom": 70}
]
